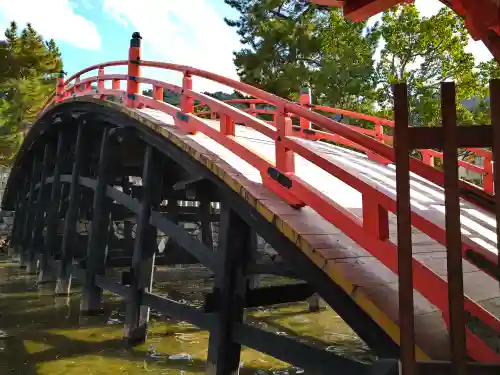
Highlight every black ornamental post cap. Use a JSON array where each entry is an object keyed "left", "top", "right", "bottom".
[{"left": 130, "top": 32, "right": 142, "bottom": 47}]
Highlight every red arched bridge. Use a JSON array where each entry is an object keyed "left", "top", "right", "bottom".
[{"left": 3, "top": 3, "right": 500, "bottom": 373}]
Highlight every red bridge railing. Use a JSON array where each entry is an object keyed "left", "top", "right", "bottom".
[
  {"left": 195, "top": 98, "right": 494, "bottom": 195},
  {"left": 37, "top": 32, "right": 500, "bottom": 363}
]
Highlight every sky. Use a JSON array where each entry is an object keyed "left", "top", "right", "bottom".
[{"left": 0, "top": 0, "right": 494, "bottom": 93}]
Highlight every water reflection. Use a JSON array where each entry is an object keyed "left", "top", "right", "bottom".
[{"left": 0, "top": 256, "right": 374, "bottom": 374}]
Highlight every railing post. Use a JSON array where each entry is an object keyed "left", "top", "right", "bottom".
[
  {"left": 220, "top": 114, "right": 235, "bottom": 136},
  {"left": 422, "top": 152, "right": 434, "bottom": 167},
  {"left": 127, "top": 32, "right": 142, "bottom": 108},
  {"left": 74, "top": 76, "right": 80, "bottom": 94},
  {"left": 55, "top": 70, "right": 65, "bottom": 103},
  {"left": 299, "top": 86, "right": 312, "bottom": 131},
  {"left": 374, "top": 121, "right": 383, "bottom": 142},
  {"left": 112, "top": 78, "right": 121, "bottom": 90},
  {"left": 276, "top": 105, "right": 294, "bottom": 174},
  {"left": 181, "top": 71, "right": 194, "bottom": 114},
  {"left": 153, "top": 85, "right": 163, "bottom": 101},
  {"left": 362, "top": 196, "right": 389, "bottom": 241},
  {"left": 97, "top": 67, "right": 105, "bottom": 91},
  {"left": 483, "top": 154, "right": 494, "bottom": 194},
  {"left": 249, "top": 103, "right": 257, "bottom": 117}
]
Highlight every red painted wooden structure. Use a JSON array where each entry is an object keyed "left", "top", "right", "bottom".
[
  {"left": 29, "top": 2, "right": 500, "bottom": 372},
  {"left": 310, "top": 1, "right": 500, "bottom": 374},
  {"left": 39, "top": 41, "right": 500, "bottom": 367}
]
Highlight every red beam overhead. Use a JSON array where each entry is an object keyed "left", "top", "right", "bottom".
[
  {"left": 343, "top": 0, "right": 413, "bottom": 21},
  {"left": 310, "top": 0, "right": 345, "bottom": 5},
  {"left": 309, "top": 0, "right": 413, "bottom": 20}
]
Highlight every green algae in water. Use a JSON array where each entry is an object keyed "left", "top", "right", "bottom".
[{"left": 0, "top": 258, "right": 374, "bottom": 374}]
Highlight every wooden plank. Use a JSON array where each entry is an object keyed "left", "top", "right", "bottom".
[{"left": 407, "top": 125, "right": 493, "bottom": 149}]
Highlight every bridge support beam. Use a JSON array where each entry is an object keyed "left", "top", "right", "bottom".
[
  {"left": 81, "top": 127, "right": 113, "bottom": 313},
  {"left": 40, "top": 131, "right": 65, "bottom": 284},
  {"left": 124, "top": 144, "right": 163, "bottom": 344},
  {"left": 10, "top": 178, "right": 28, "bottom": 261},
  {"left": 206, "top": 204, "right": 253, "bottom": 375},
  {"left": 22, "top": 157, "right": 42, "bottom": 271},
  {"left": 56, "top": 124, "right": 86, "bottom": 295},
  {"left": 29, "top": 143, "right": 53, "bottom": 278}
]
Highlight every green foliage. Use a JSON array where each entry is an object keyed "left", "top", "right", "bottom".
[
  {"left": 224, "top": 0, "right": 379, "bottom": 113},
  {"left": 376, "top": 5, "right": 482, "bottom": 127},
  {"left": 0, "top": 21, "right": 62, "bottom": 164},
  {"left": 225, "top": 1, "right": 499, "bottom": 131}
]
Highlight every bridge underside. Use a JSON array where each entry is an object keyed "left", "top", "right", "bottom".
[
  {"left": 3, "top": 99, "right": 406, "bottom": 374},
  {"left": 4, "top": 99, "right": 500, "bottom": 374}
]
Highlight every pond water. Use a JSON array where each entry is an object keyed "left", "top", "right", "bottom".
[{"left": 0, "top": 256, "right": 374, "bottom": 374}]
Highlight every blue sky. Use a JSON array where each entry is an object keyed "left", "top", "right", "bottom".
[{"left": 0, "top": 0, "right": 494, "bottom": 93}]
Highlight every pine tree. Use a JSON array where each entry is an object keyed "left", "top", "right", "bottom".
[
  {"left": 224, "top": 0, "right": 379, "bottom": 111},
  {"left": 0, "top": 21, "right": 62, "bottom": 164}
]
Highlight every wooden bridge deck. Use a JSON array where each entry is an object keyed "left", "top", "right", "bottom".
[{"left": 135, "top": 107, "right": 500, "bottom": 360}]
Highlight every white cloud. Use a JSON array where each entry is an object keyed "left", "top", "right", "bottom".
[
  {"left": 0, "top": 0, "right": 101, "bottom": 50},
  {"left": 102, "top": 0, "right": 241, "bottom": 93}
]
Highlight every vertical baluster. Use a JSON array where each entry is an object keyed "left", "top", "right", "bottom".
[
  {"left": 441, "top": 82, "right": 467, "bottom": 375},
  {"left": 394, "top": 82, "right": 417, "bottom": 375},
  {"left": 490, "top": 79, "right": 500, "bottom": 289}
]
